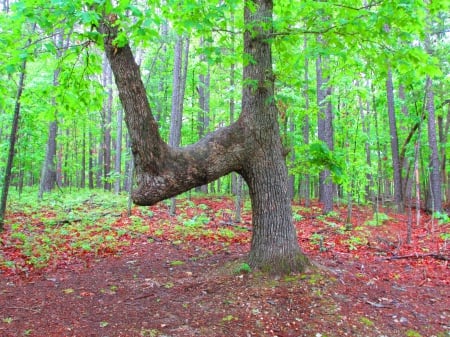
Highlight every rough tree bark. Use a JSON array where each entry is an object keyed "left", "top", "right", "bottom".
[{"left": 98, "top": 0, "right": 309, "bottom": 274}]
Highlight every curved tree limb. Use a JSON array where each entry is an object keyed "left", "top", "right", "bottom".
[{"left": 99, "top": 18, "right": 249, "bottom": 206}]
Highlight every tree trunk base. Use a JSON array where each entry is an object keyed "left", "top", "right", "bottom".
[{"left": 248, "top": 251, "right": 311, "bottom": 275}]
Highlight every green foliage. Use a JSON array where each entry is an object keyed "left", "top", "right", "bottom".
[
  {"left": 433, "top": 212, "right": 450, "bottom": 225},
  {"left": 217, "top": 228, "right": 235, "bottom": 239},
  {"left": 294, "top": 142, "right": 344, "bottom": 184},
  {"left": 365, "top": 212, "right": 390, "bottom": 227},
  {"left": 234, "top": 262, "right": 251, "bottom": 274},
  {"left": 181, "top": 214, "right": 210, "bottom": 228},
  {"left": 359, "top": 316, "right": 374, "bottom": 327},
  {"left": 440, "top": 232, "right": 450, "bottom": 241},
  {"left": 0, "top": 0, "right": 447, "bottom": 224},
  {"left": 405, "top": 330, "right": 422, "bottom": 337},
  {"left": 344, "top": 235, "right": 367, "bottom": 251},
  {"left": 169, "top": 260, "right": 184, "bottom": 266}
]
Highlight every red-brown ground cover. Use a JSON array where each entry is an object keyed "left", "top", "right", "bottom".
[{"left": 0, "top": 197, "right": 449, "bottom": 337}]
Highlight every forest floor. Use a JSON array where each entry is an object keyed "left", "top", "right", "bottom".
[{"left": 0, "top": 193, "right": 449, "bottom": 337}]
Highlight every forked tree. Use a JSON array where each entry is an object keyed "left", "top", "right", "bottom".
[{"left": 98, "top": 0, "right": 310, "bottom": 274}]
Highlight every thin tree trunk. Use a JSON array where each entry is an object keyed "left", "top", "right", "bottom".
[
  {"left": 81, "top": 126, "right": 86, "bottom": 188},
  {"left": 88, "top": 128, "right": 94, "bottom": 189},
  {"left": 425, "top": 76, "right": 442, "bottom": 212},
  {"left": 102, "top": 58, "right": 113, "bottom": 191},
  {"left": 386, "top": 65, "right": 403, "bottom": 211},
  {"left": 114, "top": 109, "right": 123, "bottom": 194},
  {"left": 316, "top": 52, "right": 333, "bottom": 214},
  {"left": 0, "top": 34, "right": 31, "bottom": 229},
  {"left": 123, "top": 133, "right": 132, "bottom": 192},
  {"left": 197, "top": 36, "right": 210, "bottom": 194},
  {"left": 169, "top": 35, "right": 189, "bottom": 215},
  {"left": 234, "top": 174, "right": 243, "bottom": 223},
  {"left": 38, "top": 121, "right": 58, "bottom": 198},
  {"left": 301, "top": 35, "right": 311, "bottom": 207},
  {"left": 39, "top": 30, "right": 65, "bottom": 198}
]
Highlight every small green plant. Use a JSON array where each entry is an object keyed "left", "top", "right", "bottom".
[
  {"left": 164, "top": 282, "right": 174, "bottom": 289},
  {"left": 344, "top": 235, "right": 366, "bottom": 250},
  {"left": 182, "top": 214, "right": 210, "bottom": 228},
  {"left": 2, "top": 317, "right": 13, "bottom": 324},
  {"left": 140, "top": 328, "right": 161, "bottom": 337},
  {"left": 293, "top": 213, "right": 304, "bottom": 221},
  {"left": 221, "top": 314, "right": 236, "bottom": 322},
  {"left": 405, "top": 329, "right": 422, "bottom": 337},
  {"left": 309, "top": 233, "right": 324, "bottom": 246},
  {"left": 234, "top": 262, "right": 251, "bottom": 274},
  {"left": 359, "top": 316, "right": 374, "bottom": 327},
  {"left": 440, "top": 232, "right": 450, "bottom": 241},
  {"left": 365, "top": 212, "right": 390, "bottom": 226},
  {"left": 170, "top": 260, "right": 184, "bottom": 266},
  {"left": 100, "top": 321, "right": 109, "bottom": 328},
  {"left": 217, "top": 228, "right": 235, "bottom": 239},
  {"left": 198, "top": 203, "right": 209, "bottom": 210},
  {"left": 433, "top": 212, "right": 450, "bottom": 225}
]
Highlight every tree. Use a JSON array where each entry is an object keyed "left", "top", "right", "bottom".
[
  {"left": 39, "top": 29, "right": 65, "bottom": 198},
  {"left": 0, "top": 25, "right": 34, "bottom": 229},
  {"left": 101, "top": 58, "right": 113, "bottom": 191},
  {"left": 98, "top": 0, "right": 309, "bottom": 274},
  {"left": 425, "top": 75, "right": 442, "bottom": 213},
  {"left": 316, "top": 50, "right": 334, "bottom": 214},
  {"left": 385, "top": 65, "right": 404, "bottom": 211},
  {"left": 169, "top": 34, "right": 189, "bottom": 215}
]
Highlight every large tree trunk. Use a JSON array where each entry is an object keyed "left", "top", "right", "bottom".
[{"left": 99, "top": 0, "right": 309, "bottom": 274}]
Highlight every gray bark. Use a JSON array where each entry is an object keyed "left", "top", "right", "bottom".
[
  {"left": 425, "top": 76, "right": 442, "bottom": 212},
  {"left": 301, "top": 35, "right": 310, "bottom": 207},
  {"left": 316, "top": 52, "right": 334, "bottom": 214},
  {"left": 102, "top": 57, "right": 113, "bottom": 191},
  {"left": 169, "top": 35, "right": 189, "bottom": 215},
  {"left": 114, "top": 108, "right": 123, "bottom": 194},
  {"left": 386, "top": 65, "right": 403, "bottom": 211}
]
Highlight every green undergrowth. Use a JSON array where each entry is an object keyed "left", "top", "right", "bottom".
[{"left": 0, "top": 189, "right": 251, "bottom": 273}]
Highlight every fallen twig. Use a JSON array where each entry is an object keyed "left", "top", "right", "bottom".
[
  {"left": 218, "top": 221, "right": 252, "bottom": 231},
  {"left": 381, "top": 253, "right": 449, "bottom": 261},
  {"left": 125, "top": 293, "right": 156, "bottom": 301},
  {"left": 365, "top": 300, "right": 391, "bottom": 308}
]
